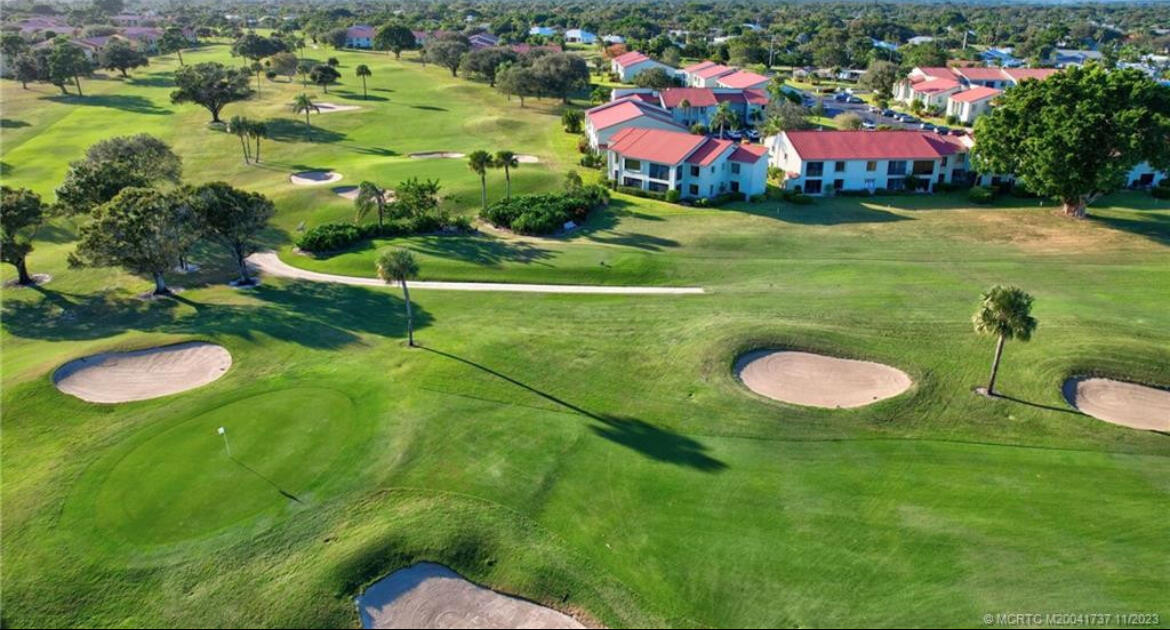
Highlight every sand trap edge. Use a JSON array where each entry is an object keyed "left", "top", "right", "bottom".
[
  {"left": 52, "top": 341, "right": 233, "bottom": 404},
  {"left": 290, "top": 171, "right": 343, "bottom": 186},
  {"left": 408, "top": 151, "right": 466, "bottom": 159},
  {"left": 1062, "top": 376, "right": 1170, "bottom": 431},
  {"left": 734, "top": 348, "right": 913, "bottom": 409}
]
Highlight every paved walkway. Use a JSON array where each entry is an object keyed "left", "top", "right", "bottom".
[{"left": 247, "top": 252, "right": 706, "bottom": 295}]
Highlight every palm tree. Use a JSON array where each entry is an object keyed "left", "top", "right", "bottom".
[
  {"left": 292, "top": 93, "right": 320, "bottom": 133},
  {"left": 355, "top": 64, "right": 371, "bottom": 99},
  {"left": 247, "top": 119, "right": 268, "bottom": 163},
  {"left": 678, "top": 98, "right": 691, "bottom": 125},
  {"left": 972, "top": 285, "right": 1037, "bottom": 396},
  {"left": 376, "top": 249, "right": 419, "bottom": 347},
  {"left": 228, "top": 115, "right": 251, "bottom": 163},
  {"left": 354, "top": 180, "right": 388, "bottom": 228},
  {"left": 710, "top": 101, "right": 739, "bottom": 136},
  {"left": 493, "top": 150, "right": 519, "bottom": 200},
  {"left": 467, "top": 150, "right": 493, "bottom": 210}
]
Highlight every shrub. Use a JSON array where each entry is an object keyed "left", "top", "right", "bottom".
[
  {"left": 968, "top": 185, "right": 995, "bottom": 205},
  {"left": 1151, "top": 182, "right": 1170, "bottom": 199},
  {"left": 788, "top": 193, "right": 814, "bottom": 205},
  {"left": 481, "top": 185, "right": 609, "bottom": 235},
  {"left": 296, "top": 223, "right": 362, "bottom": 252},
  {"left": 296, "top": 214, "right": 471, "bottom": 253},
  {"left": 665, "top": 189, "right": 681, "bottom": 202}
]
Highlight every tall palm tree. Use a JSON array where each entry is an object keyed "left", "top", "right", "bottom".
[
  {"left": 376, "top": 249, "right": 419, "bottom": 347},
  {"left": 354, "top": 180, "right": 388, "bottom": 228},
  {"left": 247, "top": 119, "right": 268, "bottom": 163},
  {"left": 493, "top": 150, "right": 519, "bottom": 200},
  {"left": 228, "top": 115, "right": 251, "bottom": 163},
  {"left": 292, "top": 93, "right": 320, "bottom": 134},
  {"left": 710, "top": 101, "right": 739, "bottom": 137},
  {"left": 355, "top": 64, "right": 372, "bottom": 99},
  {"left": 972, "top": 285, "right": 1037, "bottom": 396},
  {"left": 467, "top": 150, "right": 493, "bottom": 210},
  {"left": 678, "top": 98, "right": 691, "bottom": 125}
]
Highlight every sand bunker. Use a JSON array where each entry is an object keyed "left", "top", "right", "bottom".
[
  {"left": 515, "top": 155, "right": 540, "bottom": 164},
  {"left": 315, "top": 101, "right": 361, "bottom": 114},
  {"left": 333, "top": 186, "right": 396, "bottom": 202},
  {"left": 409, "top": 151, "right": 466, "bottom": 159},
  {"left": 290, "top": 171, "right": 343, "bottom": 185},
  {"left": 736, "top": 350, "right": 912, "bottom": 409},
  {"left": 53, "top": 342, "right": 232, "bottom": 403},
  {"left": 1062, "top": 377, "right": 1170, "bottom": 431},
  {"left": 356, "top": 563, "right": 584, "bottom": 629}
]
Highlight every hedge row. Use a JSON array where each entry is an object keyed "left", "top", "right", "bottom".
[
  {"left": 297, "top": 214, "right": 472, "bottom": 253},
  {"left": 480, "top": 185, "right": 610, "bottom": 235}
]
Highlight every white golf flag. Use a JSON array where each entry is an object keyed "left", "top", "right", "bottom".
[{"left": 217, "top": 427, "right": 225, "bottom": 435}]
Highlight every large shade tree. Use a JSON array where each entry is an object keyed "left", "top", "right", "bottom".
[
  {"left": 309, "top": 63, "right": 341, "bottom": 93},
  {"left": 56, "top": 134, "right": 182, "bottom": 214},
  {"left": 972, "top": 285, "right": 1037, "bottom": 396},
  {"left": 170, "top": 62, "right": 254, "bottom": 123},
  {"left": 427, "top": 39, "right": 469, "bottom": 77},
  {"left": 71, "top": 188, "right": 200, "bottom": 295},
  {"left": 973, "top": 65, "right": 1170, "bottom": 218},
  {"left": 376, "top": 249, "right": 420, "bottom": 347},
  {"left": 47, "top": 38, "right": 91, "bottom": 95},
  {"left": 99, "top": 38, "right": 148, "bottom": 77},
  {"left": 1, "top": 186, "right": 46, "bottom": 285},
  {"left": 186, "top": 182, "right": 275, "bottom": 286},
  {"left": 159, "top": 27, "right": 189, "bottom": 65},
  {"left": 231, "top": 32, "right": 287, "bottom": 95},
  {"left": 374, "top": 24, "right": 415, "bottom": 58}
]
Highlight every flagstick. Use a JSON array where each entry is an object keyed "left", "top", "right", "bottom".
[{"left": 218, "top": 426, "right": 231, "bottom": 458}]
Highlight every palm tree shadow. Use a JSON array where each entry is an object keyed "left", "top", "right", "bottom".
[
  {"left": 420, "top": 346, "right": 725, "bottom": 472},
  {"left": 995, "top": 388, "right": 1083, "bottom": 416}
]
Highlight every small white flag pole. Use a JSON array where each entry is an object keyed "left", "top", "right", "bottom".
[{"left": 217, "top": 426, "right": 231, "bottom": 458}]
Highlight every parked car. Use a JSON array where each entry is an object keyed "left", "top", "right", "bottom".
[
  {"left": 934, "top": 126, "right": 951, "bottom": 134},
  {"left": 882, "top": 109, "right": 896, "bottom": 117},
  {"left": 745, "top": 129, "right": 761, "bottom": 141},
  {"left": 868, "top": 105, "right": 882, "bottom": 113},
  {"left": 901, "top": 115, "right": 920, "bottom": 124},
  {"left": 847, "top": 96, "right": 864, "bottom": 104},
  {"left": 861, "top": 120, "right": 877, "bottom": 130},
  {"left": 919, "top": 122, "right": 936, "bottom": 131}
]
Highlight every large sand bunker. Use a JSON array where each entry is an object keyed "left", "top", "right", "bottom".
[
  {"left": 409, "top": 151, "right": 466, "bottom": 159},
  {"left": 736, "top": 350, "right": 912, "bottom": 408},
  {"left": 515, "top": 154, "right": 540, "bottom": 163},
  {"left": 53, "top": 342, "right": 232, "bottom": 403},
  {"left": 334, "top": 186, "right": 396, "bottom": 202},
  {"left": 356, "top": 563, "right": 584, "bottom": 629},
  {"left": 290, "top": 171, "right": 343, "bottom": 185},
  {"left": 1063, "top": 377, "right": 1170, "bottom": 431}
]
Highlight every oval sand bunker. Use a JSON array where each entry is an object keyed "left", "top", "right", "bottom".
[
  {"left": 53, "top": 342, "right": 232, "bottom": 403},
  {"left": 736, "top": 350, "right": 912, "bottom": 408},
  {"left": 356, "top": 563, "right": 584, "bottom": 629},
  {"left": 290, "top": 171, "right": 342, "bottom": 185},
  {"left": 1063, "top": 377, "right": 1170, "bottom": 431},
  {"left": 409, "top": 151, "right": 466, "bottom": 159}
]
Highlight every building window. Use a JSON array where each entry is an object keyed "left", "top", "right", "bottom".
[
  {"left": 864, "top": 178, "right": 876, "bottom": 191},
  {"left": 622, "top": 176, "right": 642, "bottom": 187},
  {"left": 834, "top": 179, "right": 844, "bottom": 190},
  {"left": 835, "top": 161, "right": 845, "bottom": 172},
  {"left": 805, "top": 179, "right": 822, "bottom": 194},
  {"left": 690, "top": 165, "right": 700, "bottom": 177},
  {"left": 887, "top": 177, "right": 905, "bottom": 191},
  {"left": 866, "top": 161, "right": 877, "bottom": 172},
  {"left": 625, "top": 158, "right": 642, "bottom": 172},
  {"left": 806, "top": 161, "right": 824, "bottom": 177},
  {"left": 887, "top": 160, "right": 907, "bottom": 175},
  {"left": 648, "top": 181, "right": 668, "bottom": 192},
  {"left": 941, "top": 157, "right": 948, "bottom": 167},
  {"left": 731, "top": 163, "right": 741, "bottom": 174},
  {"left": 730, "top": 181, "right": 739, "bottom": 192},
  {"left": 912, "top": 160, "right": 934, "bottom": 175},
  {"left": 649, "top": 163, "right": 671, "bottom": 180},
  {"left": 689, "top": 184, "right": 699, "bottom": 196}
]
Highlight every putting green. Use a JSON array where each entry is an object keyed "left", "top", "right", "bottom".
[{"left": 87, "top": 388, "right": 357, "bottom": 544}]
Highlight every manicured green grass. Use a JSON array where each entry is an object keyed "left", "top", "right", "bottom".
[{"left": 2, "top": 42, "right": 1169, "bottom": 629}]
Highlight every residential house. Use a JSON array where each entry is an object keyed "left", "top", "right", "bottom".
[
  {"left": 688, "top": 63, "right": 738, "bottom": 87},
  {"left": 345, "top": 25, "right": 375, "bottom": 49},
  {"left": 468, "top": 32, "right": 499, "bottom": 49},
  {"left": 1126, "top": 163, "right": 1168, "bottom": 188},
  {"left": 565, "top": 29, "right": 598, "bottom": 44},
  {"left": 602, "top": 35, "right": 626, "bottom": 45},
  {"left": 646, "top": 87, "right": 769, "bottom": 129},
  {"left": 1050, "top": 49, "right": 1104, "bottom": 68},
  {"left": 900, "top": 77, "right": 962, "bottom": 110},
  {"left": 610, "top": 51, "right": 674, "bottom": 82},
  {"left": 716, "top": 69, "right": 770, "bottom": 90},
  {"left": 767, "top": 130, "right": 972, "bottom": 195},
  {"left": 980, "top": 47, "right": 1022, "bottom": 68},
  {"left": 584, "top": 97, "right": 685, "bottom": 150},
  {"left": 529, "top": 26, "right": 557, "bottom": 37},
  {"left": 606, "top": 127, "right": 768, "bottom": 199},
  {"left": 907, "top": 36, "right": 936, "bottom": 46},
  {"left": 122, "top": 27, "right": 163, "bottom": 52},
  {"left": 31, "top": 36, "right": 104, "bottom": 62},
  {"left": 945, "top": 86, "right": 1001, "bottom": 124},
  {"left": 17, "top": 17, "right": 75, "bottom": 37},
  {"left": 111, "top": 14, "right": 152, "bottom": 27}
]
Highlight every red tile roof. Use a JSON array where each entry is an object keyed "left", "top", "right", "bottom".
[
  {"left": 1003, "top": 67, "right": 1059, "bottom": 82},
  {"left": 742, "top": 88, "right": 769, "bottom": 105},
  {"left": 608, "top": 127, "right": 708, "bottom": 164},
  {"left": 661, "top": 87, "right": 718, "bottom": 108},
  {"left": 586, "top": 98, "right": 677, "bottom": 131},
  {"left": 717, "top": 70, "right": 770, "bottom": 89},
  {"left": 682, "top": 60, "right": 717, "bottom": 73},
  {"left": 949, "top": 86, "right": 1001, "bottom": 103},
  {"left": 693, "top": 64, "right": 737, "bottom": 79},
  {"left": 347, "top": 25, "right": 375, "bottom": 38},
  {"left": 914, "top": 67, "right": 959, "bottom": 80},
  {"left": 910, "top": 78, "right": 961, "bottom": 94},
  {"left": 730, "top": 143, "right": 768, "bottom": 163},
  {"left": 613, "top": 51, "right": 649, "bottom": 67},
  {"left": 953, "top": 66, "right": 1007, "bottom": 82},
  {"left": 783, "top": 130, "right": 965, "bottom": 161},
  {"left": 685, "top": 137, "right": 734, "bottom": 166}
]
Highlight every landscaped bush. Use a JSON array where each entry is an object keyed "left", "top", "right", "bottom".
[
  {"left": 615, "top": 185, "right": 666, "bottom": 200},
  {"left": 968, "top": 185, "right": 995, "bottom": 205},
  {"left": 665, "top": 189, "right": 681, "bottom": 202},
  {"left": 787, "top": 193, "right": 814, "bottom": 205},
  {"left": 1152, "top": 185, "right": 1170, "bottom": 199},
  {"left": 480, "top": 185, "right": 609, "bottom": 235},
  {"left": 296, "top": 214, "right": 472, "bottom": 253}
]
